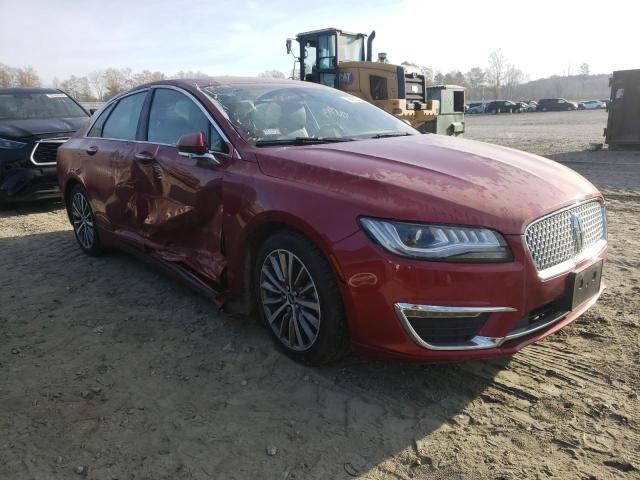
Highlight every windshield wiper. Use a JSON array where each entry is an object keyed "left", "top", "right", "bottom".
[
  {"left": 255, "top": 137, "right": 355, "bottom": 147},
  {"left": 369, "top": 132, "right": 413, "bottom": 139}
]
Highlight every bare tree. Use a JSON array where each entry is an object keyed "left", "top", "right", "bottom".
[
  {"left": 15, "top": 66, "right": 41, "bottom": 87},
  {"left": 88, "top": 70, "right": 107, "bottom": 101},
  {"left": 487, "top": 49, "right": 506, "bottom": 98},
  {"left": 59, "top": 75, "right": 95, "bottom": 101},
  {"left": 579, "top": 62, "right": 590, "bottom": 76},
  {"left": 0, "top": 63, "right": 15, "bottom": 87},
  {"left": 102, "top": 68, "right": 133, "bottom": 99},
  {"left": 504, "top": 64, "right": 524, "bottom": 99},
  {"left": 173, "top": 70, "right": 210, "bottom": 79},
  {"left": 443, "top": 70, "right": 467, "bottom": 87},
  {"left": 133, "top": 70, "right": 166, "bottom": 85},
  {"left": 465, "top": 67, "right": 486, "bottom": 89},
  {"left": 258, "top": 70, "right": 285, "bottom": 79}
]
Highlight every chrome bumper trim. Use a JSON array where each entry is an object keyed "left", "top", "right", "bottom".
[{"left": 394, "top": 303, "right": 516, "bottom": 351}]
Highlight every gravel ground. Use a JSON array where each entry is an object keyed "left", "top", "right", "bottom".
[{"left": 1, "top": 110, "right": 639, "bottom": 480}]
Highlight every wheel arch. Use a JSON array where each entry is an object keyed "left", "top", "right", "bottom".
[
  {"left": 62, "top": 176, "right": 83, "bottom": 223},
  {"left": 226, "top": 211, "right": 346, "bottom": 316}
]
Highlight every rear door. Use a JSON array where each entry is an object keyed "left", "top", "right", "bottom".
[
  {"left": 131, "top": 86, "right": 233, "bottom": 282},
  {"left": 82, "top": 90, "right": 148, "bottom": 231}
]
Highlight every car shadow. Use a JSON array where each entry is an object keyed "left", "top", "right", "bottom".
[
  {"left": 1, "top": 230, "right": 512, "bottom": 479},
  {"left": 0, "top": 199, "right": 64, "bottom": 217}
]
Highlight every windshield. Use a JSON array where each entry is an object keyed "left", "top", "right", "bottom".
[
  {"left": 203, "top": 83, "right": 417, "bottom": 145},
  {"left": 0, "top": 92, "right": 87, "bottom": 120}
]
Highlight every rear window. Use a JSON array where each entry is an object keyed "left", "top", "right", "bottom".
[
  {"left": 0, "top": 92, "right": 87, "bottom": 120},
  {"left": 102, "top": 92, "right": 147, "bottom": 141}
]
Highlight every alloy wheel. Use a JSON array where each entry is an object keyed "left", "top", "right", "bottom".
[
  {"left": 71, "top": 191, "right": 95, "bottom": 250},
  {"left": 259, "top": 249, "right": 321, "bottom": 351}
]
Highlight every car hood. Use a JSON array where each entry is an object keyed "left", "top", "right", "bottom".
[
  {"left": 0, "top": 116, "right": 89, "bottom": 140},
  {"left": 255, "top": 134, "right": 600, "bottom": 234}
]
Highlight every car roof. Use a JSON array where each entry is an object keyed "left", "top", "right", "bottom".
[
  {"left": 137, "top": 76, "right": 313, "bottom": 91},
  {"left": 0, "top": 87, "right": 64, "bottom": 94}
]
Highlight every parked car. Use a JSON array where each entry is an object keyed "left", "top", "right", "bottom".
[
  {"left": 484, "top": 100, "right": 522, "bottom": 114},
  {"left": 514, "top": 101, "right": 529, "bottom": 112},
  {"left": 466, "top": 102, "right": 486, "bottom": 114},
  {"left": 526, "top": 101, "right": 538, "bottom": 112},
  {"left": 465, "top": 102, "right": 484, "bottom": 114},
  {"left": 57, "top": 78, "right": 607, "bottom": 364},
  {"left": 536, "top": 98, "right": 578, "bottom": 112},
  {"left": 0, "top": 87, "right": 89, "bottom": 203},
  {"left": 578, "top": 100, "right": 606, "bottom": 110}
]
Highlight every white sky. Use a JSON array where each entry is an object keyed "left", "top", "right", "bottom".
[{"left": 0, "top": 0, "right": 635, "bottom": 84}]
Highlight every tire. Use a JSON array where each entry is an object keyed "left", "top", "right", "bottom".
[
  {"left": 491, "top": 109, "right": 498, "bottom": 114},
  {"left": 542, "top": 107, "right": 548, "bottom": 112},
  {"left": 254, "top": 230, "right": 349, "bottom": 365},
  {"left": 68, "top": 184, "right": 102, "bottom": 256}
]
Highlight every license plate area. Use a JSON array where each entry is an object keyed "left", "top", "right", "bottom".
[{"left": 565, "top": 260, "right": 603, "bottom": 310}]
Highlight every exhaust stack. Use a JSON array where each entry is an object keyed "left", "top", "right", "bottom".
[{"left": 366, "top": 30, "right": 376, "bottom": 62}]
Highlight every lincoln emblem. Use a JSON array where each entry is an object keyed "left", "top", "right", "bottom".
[{"left": 570, "top": 214, "right": 584, "bottom": 251}]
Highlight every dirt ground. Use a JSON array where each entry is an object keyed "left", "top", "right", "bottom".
[{"left": 1, "top": 110, "right": 639, "bottom": 480}]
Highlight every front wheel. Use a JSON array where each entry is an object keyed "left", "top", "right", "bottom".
[
  {"left": 68, "top": 184, "right": 102, "bottom": 255},
  {"left": 254, "top": 231, "right": 349, "bottom": 364}
]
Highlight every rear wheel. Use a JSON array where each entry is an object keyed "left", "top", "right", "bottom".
[
  {"left": 254, "top": 231, "right": 349, "bottom": 364},
  {"left": 68, "top": 184, "right": 102, "bottom": 256}
]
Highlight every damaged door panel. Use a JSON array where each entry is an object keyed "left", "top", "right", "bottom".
[
  {"left": 128, "top": 141, "right": 228, "bottom": 283},
  {"left": 102, "top": 86, "right": 233, "bottom": 283}
]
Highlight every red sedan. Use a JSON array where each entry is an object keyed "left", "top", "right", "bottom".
[{"left": 57, "top": 78, "right": 607, "bottom": 364}]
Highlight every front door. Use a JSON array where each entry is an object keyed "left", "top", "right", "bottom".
[{"left": 130, "top": 87, "right": 232, "bottom": 282}]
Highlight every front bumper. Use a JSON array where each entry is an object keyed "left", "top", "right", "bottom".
[
  {"left": 332, "top": 230, "right": 607, "bottom": 361},
  {"left": 0, "top": 166, "right": 61, "bottom": 202}
]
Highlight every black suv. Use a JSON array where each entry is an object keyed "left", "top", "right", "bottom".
[
  {"left": 484, "top": 100, "right": 522, "bottom": 114},
  {"left": 536, "top": 98, "right": 578, "bottom": 112},
  {"left": 0, "top": 88, "right": 89, "bottom": 203}
]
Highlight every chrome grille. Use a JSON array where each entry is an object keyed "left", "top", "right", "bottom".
[
  {"left": 30, "top": 138, "right": 68, "bottom": 166},
  {"left": 525, "top": 200, "right": 606, "bottom": 272}
]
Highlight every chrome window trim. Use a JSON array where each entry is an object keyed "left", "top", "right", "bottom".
[
  {"left": 84, "top": 85, "right": 241, "bottom": 159},
  {"left": 524, "top": 198, "right": 607, "bottom": 279},
  {"left": 29, "top": 137, "right": 69, "bottom": 166},
  {"left": 85, "top": 88, "right": 149, "bottom": 139}
]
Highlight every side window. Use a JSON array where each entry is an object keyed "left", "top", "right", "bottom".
[
  {"left": 102, "top": 92, "right": 147, "bottom": 140},
  {"left": 87, "top": 103, "right": 115, "bottom": 137},
  {"left": 148, "top": 88, "right": 227, "bottom": 152}
]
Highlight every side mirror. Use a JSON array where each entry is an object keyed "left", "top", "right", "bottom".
[
  {"left": 177, "top": 131, "right": 208, "bottom": 155},
  {"left": 286, "top": 38, "right": 292, "bottom": 55},
  {"left": 89, "top": 108, "right": 97, "bottom": 115}
]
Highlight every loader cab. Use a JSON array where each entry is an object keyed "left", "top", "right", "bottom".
[{"left": 289, "top": 28, "right": 366, "bottom": 88}]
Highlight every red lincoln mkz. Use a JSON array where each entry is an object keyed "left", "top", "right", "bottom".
[{"left": 57, "top": 78, "right": 607, "bottom": 364}]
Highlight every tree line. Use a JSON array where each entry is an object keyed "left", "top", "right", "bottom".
[
  {"left": 2, "top": 53, "right": 608, "bottom": 103},
  {"left": 0, "top": 64, "right": 214, "bottom": 101},
  {"left": 400, "top": 50, "right": 605, "bottom": 101}
]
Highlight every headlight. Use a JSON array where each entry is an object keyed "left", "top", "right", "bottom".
[
  {"left": 359, "top": 217, "right": 512, "bottom": 262},
  {"left": 0, "top": 138, "right": 28, "bottom": 149}
]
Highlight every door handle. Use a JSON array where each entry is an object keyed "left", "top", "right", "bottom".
[
  {"left": 135, "top": 152, "right": 155, "bottom": 164},
  {"left": 86, "top": 146, "right": 98, "bottom": 156}
]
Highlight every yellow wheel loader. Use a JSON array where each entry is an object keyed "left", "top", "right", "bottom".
[{"left": 286, "top": 28, "right": 464, "bottom": 136}]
